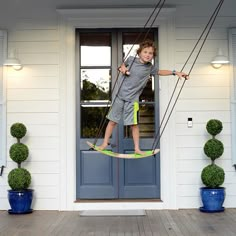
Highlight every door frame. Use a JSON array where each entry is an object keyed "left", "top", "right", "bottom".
[
  {"left": 58, "top": 7, "right": 177, "bottom": 210},
  {"left": 76, "top": 28, "right": 160, "bottom": 200}
]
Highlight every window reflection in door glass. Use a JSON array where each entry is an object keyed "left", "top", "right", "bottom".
[
  {"left": 124, "top": 104, "right": 155, "bottom": 138},
  {"left": 81, "top": 106, "right": 108, "bottom": 138},
  {"left": 81, "top": 69, "right": 111, "bottom": 101},
  {"left": 79, "top": 32, "right": 111, "bottom": 138},
  {"left": 80, "top": 32, "right": 111, "bottom": 66},
  {"left": 81, "top": 46, "right": 111, "bottom": 67}
]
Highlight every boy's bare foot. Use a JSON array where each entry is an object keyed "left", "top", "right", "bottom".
[
  {"left": 97, "top": 143, "right": 108, "bottom": 151},
  {"left": 135, "top": 149, "right": 146, "bottom": 155}
]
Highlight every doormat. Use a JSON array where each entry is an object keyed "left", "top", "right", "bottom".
[{"left": 79, "top": 209, "right": 146, "bottom": 216}]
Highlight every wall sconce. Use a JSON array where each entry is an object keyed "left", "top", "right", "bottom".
[
  {"left": 4, "top": 49, "right": 23, "bottom": 70},
  {"left": 211, "top": 48, "right": 229, "bottom": 69}
]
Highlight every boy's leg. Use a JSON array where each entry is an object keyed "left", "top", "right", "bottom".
[
  {"left": 131, "top": 125, "right": 145, "bottom": 155},
  {"left": 97, "top": 120, "right": 117, "bottom": 150},
  {"left": 98, "top": 96, "right": 124, "bottom": 150}
]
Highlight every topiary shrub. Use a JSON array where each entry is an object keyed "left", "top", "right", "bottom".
[
  {"left": 204, "top": 139, "right": 224, "bottom": 161},
  {"left": 8, "top": 123, "right": 31, "bottom": 191},
  {"left": 10, "top": 123, "right": 27, "bottom": 140},
  {"left": 201, "top": 164, "right": 225, "bottom": 188},
  {"left": 9, "top": 143, "right": 29, "bottom": 165},
  {"left": 206, "top": 119, "right": 223, "bottom": 137},
  {"left": 201, "top": 119, "right": 225, "bottom": 188},
  {"left": 8, "top": 168, "right": 31, "bottom": 190}
]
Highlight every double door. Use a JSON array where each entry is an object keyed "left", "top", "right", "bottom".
[{"left": 76, "top": 29, "right": 160, "bottom": 199}]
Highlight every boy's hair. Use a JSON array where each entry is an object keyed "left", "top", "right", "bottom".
[{"left": 137, "top": 40, "right": 157, "bottom": 57}]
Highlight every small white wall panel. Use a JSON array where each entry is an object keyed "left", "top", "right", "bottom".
[
  {"left": 8, "top": 30, "right": 58, "bottom": 42},
  {"left": 7, "top": 89, "right": 59, "bottom": 100},
  {"left": 176, "top": 111, "right": 230, "bottom": 123},
  {"left": 176, "top": 39, "right": 228, "bottom": 51},
  {"left": 176, "top": 99, "right": 230, "bottom": 111},
  {"left": 9, "top": 42, "right": 59, "bottom": 53},
  {"left": 7, "top": 113, "right": 59, "bottom": 125},
  {"left": 7, "top": 76, "right": 59, "bottom": 89},
  {"left": 7, "top": 101, "right": 59, "bottom": 112},
  {"left": 176, "top": 28, "right": 228, "bottom": 40}
]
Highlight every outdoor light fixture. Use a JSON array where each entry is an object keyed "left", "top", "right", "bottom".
[
  {"left": 211, "top": 48, "right": 229, "bottom": 69},
  {"left": 4, "top": 49, "right": 22, "bottom": 70}
]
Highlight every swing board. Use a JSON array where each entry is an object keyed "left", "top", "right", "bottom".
[{"left": 87, "top": 141, "right": 160, "bottom": 159}]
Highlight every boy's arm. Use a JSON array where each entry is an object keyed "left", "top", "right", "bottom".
[
  {"left": 118, "top": 63, "right": 130, "bottom": 75},
  {"left": 158, "top": 70, "right": 189, "bottom": 79}
]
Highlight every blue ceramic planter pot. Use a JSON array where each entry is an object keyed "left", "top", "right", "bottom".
[
  {"left": 200, "top": 187, "right": 225, "bottom": 213},
  {"left": 8, "top": 189, "right": 34, "bottom": 214}
]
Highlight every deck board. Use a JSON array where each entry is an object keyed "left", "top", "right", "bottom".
[{"left": 0, "top": 209, "right": 236, "bottom": 235}]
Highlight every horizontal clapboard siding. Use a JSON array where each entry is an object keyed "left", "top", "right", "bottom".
[
  {"left": 175, "top": 3, "right": 235, "bottom": 209},
  {"left": 1, "top": 18, "right": 60, "bottom": 210},
  {"left": 1, "top": 0, "right": 236, "bottom": 211}
]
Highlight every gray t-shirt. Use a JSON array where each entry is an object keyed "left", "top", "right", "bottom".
[{"left": 117, "top": 56, "right": 158, "bottom": 102}]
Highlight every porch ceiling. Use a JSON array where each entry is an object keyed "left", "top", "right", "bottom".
[{"left": 0, "top": 0, "right": 235, "bottom": 28}]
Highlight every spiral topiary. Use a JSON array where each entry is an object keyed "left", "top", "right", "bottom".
[
  {"left": 201, "top": 119, "right": 225, "bottom": 188},
  {"left": 8, "top": 123, "right": 31, "bottom": 191}
]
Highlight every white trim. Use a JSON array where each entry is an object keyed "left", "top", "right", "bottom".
[
  {"left": 229, "top": 28, "right": 236, "bottom": 166},
  {"left": 0, "top": 30, "right": 7, "bottom": 167},
  {"left": 58, "top": 8, "right": 177, "bottom": 210}
]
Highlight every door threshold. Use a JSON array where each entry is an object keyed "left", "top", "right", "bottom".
[
  {"left": 75, "top": 199, "right": 162, "bottom": 203},
  {"left": 80, "top": 209, "right": 146, "bottom": 216}
]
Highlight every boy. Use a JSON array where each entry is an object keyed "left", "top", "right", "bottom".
[{"left": 98, "top": 40, "right": 188, "bottom": 154}]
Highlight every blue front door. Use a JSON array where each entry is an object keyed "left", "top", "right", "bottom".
[{"left": 76, "top": 29, "right": 160, "bottom": 199}]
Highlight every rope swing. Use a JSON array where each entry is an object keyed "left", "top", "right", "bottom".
[
  {"left": 151, "top": 0, "right": 225, "bottom": 152},
  {"left": 91, "top": 0, "right": 225, "bottom": 157},
  {"left": 93, "top": 0, "right": 167, "bottom": 146}
]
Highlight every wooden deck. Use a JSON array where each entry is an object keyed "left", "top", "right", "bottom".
[{"left": 1, "top": 209, "right": 236, "bottom": 236}]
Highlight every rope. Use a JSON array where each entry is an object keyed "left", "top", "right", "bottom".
[
  {"left": 93, "top": 0, "right": 166, "bottom": 146},
  {"left": 151, "top": 0, "right": 225, "bottom": 152}
]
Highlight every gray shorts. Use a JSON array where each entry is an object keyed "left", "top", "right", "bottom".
[{"left": 107, "top": 96, "right": 139, "bottom": 125}]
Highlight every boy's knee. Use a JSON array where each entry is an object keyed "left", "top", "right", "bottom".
[{"left": 109, "top": 121, "right": 117, "bottom": 127}]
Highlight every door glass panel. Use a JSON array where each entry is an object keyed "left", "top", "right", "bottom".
[
  {"left": 124, "top": 104, "right": 155, "bottom": 138},
  {"left": 81, "top": 69, "right": 111, "bottom": 101},
  {"left": 79, "top": 32, "right": 111, "bottom": 138},
  {"left": 80, "top": 32, "right": 111, "bottom": 66},
  {"left": 81, "top": 106, "right": 108, "bottom": 138},
  {"left": 81, "top": 47, "right": 111, "bottom": 66}
]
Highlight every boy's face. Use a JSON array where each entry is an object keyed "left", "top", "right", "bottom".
[{"left": 139, "top": 46, "right": 154, "bottom": 64}]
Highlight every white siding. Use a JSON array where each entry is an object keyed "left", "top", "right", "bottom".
[
  {"left": 1, "top": 0, "right": 236, "bottom": 211},
  {"left": 175, "top": 4, "right": 235, "bottom": 208},
  {"left": 0, "top": 18, "right": 60, "bottom": 210},
  {"left": 229, "top": 29, "right": 236, "bottom": 168}
]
